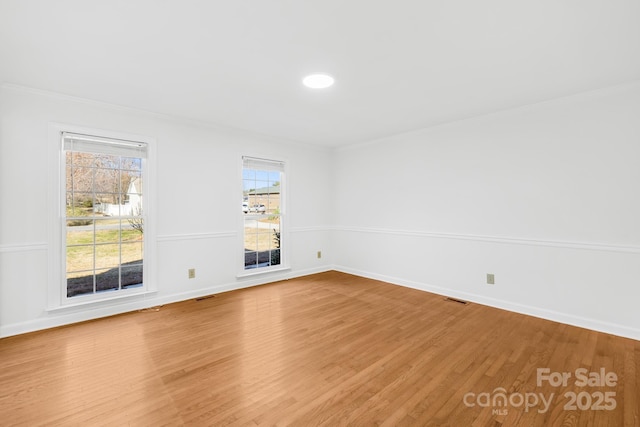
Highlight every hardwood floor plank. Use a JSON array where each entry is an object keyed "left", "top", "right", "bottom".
[{"left": 0, "top": 271, "right": 638, "bottom": 426}]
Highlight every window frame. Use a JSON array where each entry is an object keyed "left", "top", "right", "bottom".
[
  {"left": 48, "top": 124, "right": 157, "bottom": 309},
  {"left": 238, "top": 155, "right": 289, "bottom": 277}
]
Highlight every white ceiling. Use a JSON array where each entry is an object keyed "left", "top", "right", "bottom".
[{"left": 1, "top": 0, "right": 639, "bottom": 147}]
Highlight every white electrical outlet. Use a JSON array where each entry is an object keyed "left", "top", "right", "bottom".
[
  {"left": 188, "top": 268, "right": 196, "bottom": 279},
  {"left": 486, "top": 273, "right": 495, "bottom": 285}
]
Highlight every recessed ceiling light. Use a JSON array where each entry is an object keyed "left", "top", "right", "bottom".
[{"left": 303, "top": 73, "right": 335, "bottom": 89}]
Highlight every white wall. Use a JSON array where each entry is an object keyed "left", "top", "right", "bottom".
[
  {"left": 0, "top": 85, "right": 333, "bottom": 337},
  {"left": 2, "top": 81, "right": 639, "bottom": 340},
  {"left": 332, "top": 81, "right": 640, "bottom": 340}
]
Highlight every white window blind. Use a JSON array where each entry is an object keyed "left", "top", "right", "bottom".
[
  {"left": 63, "top": 132, "right": 147, "bottom": 158},
  {"left": 242, "top": 156, "right": 284, "bottom": 172}
]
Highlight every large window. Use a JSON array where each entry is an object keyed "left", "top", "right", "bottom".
[
  {"left": 63, "top": 132, "right": 147, "bottom": 299},
  {"left": 242, "top": 156, "right": 284, "bottom": 271}
]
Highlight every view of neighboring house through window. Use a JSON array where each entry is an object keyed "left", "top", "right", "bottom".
[
  {"left": 242, "top": 156, "right": 284, "bottom": 270},
  {"left": 63, "top": 132, "right": 146, "bottom": 298}
]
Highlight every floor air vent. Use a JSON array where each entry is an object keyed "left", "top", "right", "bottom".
[
  {"left": 195, "top": 295, "right": 216, "bottom": 301},
  {"left": 444, "top": 297, "right": 469, "bottom": 305}
]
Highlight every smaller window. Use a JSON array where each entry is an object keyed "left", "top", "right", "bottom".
[{"left": 242, "top": 157, "right": 285, "bottom": 271}]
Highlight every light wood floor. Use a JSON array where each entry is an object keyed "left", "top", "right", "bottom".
[{"left": 1, "top": 271, "right": 638, "bottom": 426}]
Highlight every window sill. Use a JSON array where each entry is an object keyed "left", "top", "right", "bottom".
[
  {"left": 236, "top": 266, "right": 291, "bottom": 279},
  {"left": 46, "top": 290, "right": 157, "bottom": 313}
]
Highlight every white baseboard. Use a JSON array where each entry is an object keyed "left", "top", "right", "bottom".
[
  {"left": 5, "top": 264, "right": 637, "bottom": 342},
  {"left": 332, "top": 265, "right": 640, "bottom": 342}
]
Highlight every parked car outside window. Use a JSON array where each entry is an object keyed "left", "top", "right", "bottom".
[{"left": 249, "top": 204, "right": 266, "bottom": 213}]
